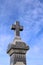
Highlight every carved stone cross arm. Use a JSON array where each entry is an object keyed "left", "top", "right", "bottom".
[{"left": 11, "top": 21, "right": 23, "bottom": 36}]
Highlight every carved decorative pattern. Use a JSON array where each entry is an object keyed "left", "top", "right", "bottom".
[{"left": 10, "top": 54, "right": 26, "bottom": 65}]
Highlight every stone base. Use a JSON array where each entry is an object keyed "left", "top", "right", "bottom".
[
  {"left": 15, "top": 62, "right": 25, "bottom": 65},
  {"left": 7, "top": 36, "right": 29, "bottom": 65},
  {"left": 10, "top": 53, "right": 26, "bottom": 65}
]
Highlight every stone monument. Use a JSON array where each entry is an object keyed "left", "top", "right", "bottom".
[{"left": 7, "top": 21, "right": 29, "bottom": 65}]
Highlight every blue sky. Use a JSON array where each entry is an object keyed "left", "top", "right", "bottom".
[{"left": 0, "top": 0, "right": 43, "bottom": 65}]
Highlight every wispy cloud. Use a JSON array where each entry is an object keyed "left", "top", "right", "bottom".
[
  {"left": 27, "top": 42, "right": 43, "bottom": 65},
  {"left": 0, "top": 0, "right": 43, "bottom": 65}
]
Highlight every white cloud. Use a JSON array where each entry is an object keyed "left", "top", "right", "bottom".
[
  {"left": 26, "top": 43, "right": 43, "bottom": 65},
  {"left": 32, "top": 45, "right": 40, "bottom": 53},
  {"left": 0, "top": 0, "right": 43, "bottom": 65},
  {"left": 0, "top": 34, "right": 11, "bottom": 54}
]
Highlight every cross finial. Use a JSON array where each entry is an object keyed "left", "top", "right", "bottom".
[{"left": 11, "top": 21, "right": 23, "bottom": 36}]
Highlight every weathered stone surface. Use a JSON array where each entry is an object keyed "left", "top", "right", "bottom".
[
  {"left": 7, "top": 41, "right": 29, "bottom": 56},
  {"left": 7, "top": 41, "right": 29, "bottom": 54},
  {"left": 7, "top": 21, "right": 29, "bottom": 65},
  {"left": 10, "top": 53, "right": 26, "bottom": 65},
  {"left": 11, "top": 21, "right": 23, "bottom": 36},
  {"left": 15, "top": 62, "right": 25, "bottom": 65}
]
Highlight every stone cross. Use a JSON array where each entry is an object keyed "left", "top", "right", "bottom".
[{"left": 11, "top": 21, "right": 23, "bottom": 36}]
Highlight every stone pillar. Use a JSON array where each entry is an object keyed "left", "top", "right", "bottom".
[
  {"left": 7, "top": 22, "right": 29, "bottom": 65},
  {"left": 7, "top": 37, "right": 29, "bottom": 65}
]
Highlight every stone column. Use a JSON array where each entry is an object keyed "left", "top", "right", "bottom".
[
  {"left": 7, "top": 22, "right": 29, "bottom": 65},
  {"left": 7, "top": 37, "right": 29, "bottom": 65}
]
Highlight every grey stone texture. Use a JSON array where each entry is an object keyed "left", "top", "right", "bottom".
[
  {"left": 7, "top": 22, "right": 29, "bottom": 65},
  {"left": 11, "top": 21, "right": 23, "bottom": 36}
]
